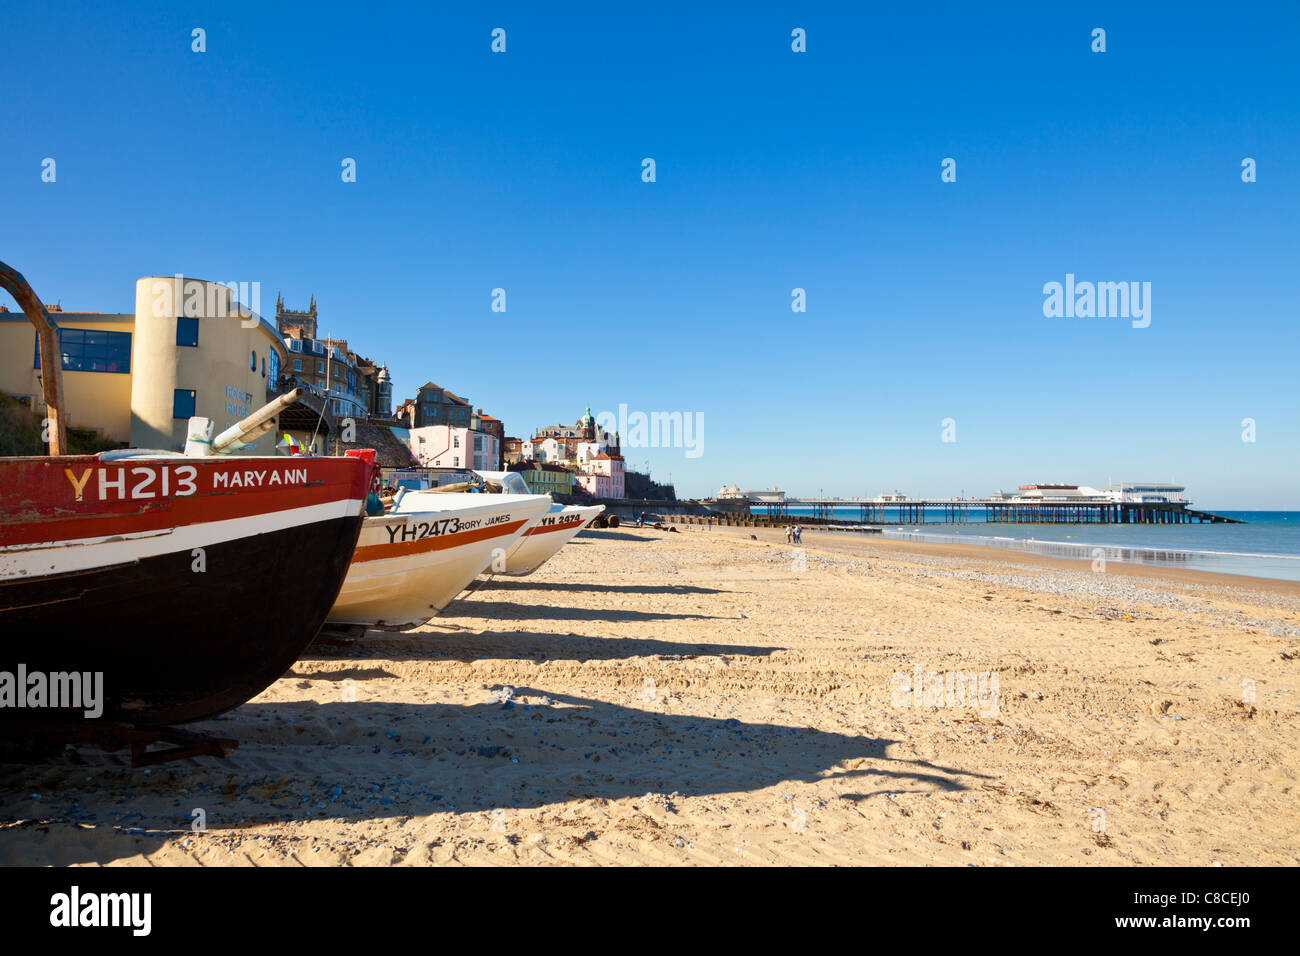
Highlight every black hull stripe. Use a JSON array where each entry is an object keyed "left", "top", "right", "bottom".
[{"left": 0, "top": 514, "right": 363, "bottom": 727}]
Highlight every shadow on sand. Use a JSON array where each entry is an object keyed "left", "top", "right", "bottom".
[
  {"left": 478, "top": 579, "right": 728, "bottom": 596},
  {"left": 445, "top": 599, "right": 729, "bottom": 624},
  {"left": 296, "top": 628, "right": 781, "bottom": 665},
  {"left": 0, "top": 689, "right": 991, "bottom": 865},
  {"left": 572, "top": 529, "right": 658, "bottom": 543}
]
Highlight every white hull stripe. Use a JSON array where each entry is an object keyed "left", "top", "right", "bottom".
[{"left": 0, "top": 499, "right": 362, "bottom": 581}]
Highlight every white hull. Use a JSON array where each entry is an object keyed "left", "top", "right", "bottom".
[
  {"left": 496, "top": 504, "right": 605, "bottom": 575},
  {"left": 329, "top": 493, "right": 551, "bottom": 627}
]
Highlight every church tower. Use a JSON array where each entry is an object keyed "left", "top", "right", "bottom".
[{"left": 276, "top": 292, "right": 318, "bottom": 338}]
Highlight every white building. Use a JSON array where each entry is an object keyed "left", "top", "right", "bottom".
[
  {"left": 1010, "top": 484, "right": 1107, "bottom": 501},
  {"left": 521, "top": 436, "right": 566, "bottom": 463},
  {"left": 1103, "top": 482, "right": 1188, "bottom": 504}
]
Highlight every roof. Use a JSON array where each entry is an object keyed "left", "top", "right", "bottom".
[
  {"left": 415, "top": 382, "right": 470, "bottom": 406},
  {"left": 0, "top": 311, "right": 133, "bottom": 325},
  {"left": 507, "top": 461, "right": 570, "bottom": 473}
]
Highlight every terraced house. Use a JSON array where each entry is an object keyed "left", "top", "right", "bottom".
[
  {"left": 508, "top": 460, "right": 574, "bottom": 496},
  {"left": 408, "top": 382, "right": 472, "bottom": 429}
]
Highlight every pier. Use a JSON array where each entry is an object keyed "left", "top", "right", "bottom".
[{"left": 728, "top": 494, "right": 1241, "bottom": 525}]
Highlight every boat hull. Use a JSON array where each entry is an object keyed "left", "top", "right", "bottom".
[
  {"left": 0, "top": 454, "right": 368, "bottom": 727},
  {"left": 496, "top": 504, "right": 605, "bottom": 575},
  {"left": 329, "top": 493, "right": 552, "bottom": 627}
]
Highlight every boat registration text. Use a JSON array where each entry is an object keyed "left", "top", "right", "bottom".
[
  {"left": 63, "top": 465, "right": 311, "bottom": 502},
  {"left": 382, "top": 512, "right": 512, "bottom": 544}
]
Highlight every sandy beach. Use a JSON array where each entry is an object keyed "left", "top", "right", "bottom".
[{"left": 3, "top": 524, "right": 1298, "bottom": 866}]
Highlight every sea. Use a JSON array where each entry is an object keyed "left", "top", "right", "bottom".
[{"left": 751, "top": 508, "right": 1300, "bottom": 583}]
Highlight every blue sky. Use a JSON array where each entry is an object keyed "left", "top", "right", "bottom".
[{"left": 4, "top": 1, "right": 1297, "bottom": 506}]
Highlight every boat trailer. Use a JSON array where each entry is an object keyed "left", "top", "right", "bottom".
[{"left": 3, "top": 723, "right": 239, "bottom": 768}]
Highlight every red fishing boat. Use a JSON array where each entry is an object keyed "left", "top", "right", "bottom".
[
  {"left": 0, "top": 261, "right": 370, "bottom": 760},
  {"left": 0, "top": 451, "right": 369, "bottom": 727}
]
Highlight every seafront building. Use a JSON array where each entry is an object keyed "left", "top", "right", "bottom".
[
  {"left": 395, "top": 382, "right": 506, "bottom": 471},
  {"left": 990, "top": 483, "right": 1188, "bottom": 504},
  {"left": 523, "top": 408, "right": 621, "bottom": 462},
  {"left": 275, "top": 296, "right": 392, "bottom": 422},
  {"left": 471, "top": 408, "right": 504, "bottom": 470},
  {"left": 574, "top": 451, "right": 624, "bottom": 498},
  {"left": 508, "top": 460, "right": 575, "bottom": 496},
  {"left": 408, "top": 422, "right": 501, "bottom": 471},
  {"left": 1, "top": 272, "right": 651, "bottom": 497},
  {"left": 0, "top": 276, "right": 287, "bottom": 454},
  {"left": 515, "top": 408, "right": 627, "bottom": 498},
  {"left": 404, "top": 382, "right": 472, "bottom": 429},
  {"left": 1103, "top": 482, "right": 1187, "bottom": 504}
]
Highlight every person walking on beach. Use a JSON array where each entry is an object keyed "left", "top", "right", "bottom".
[
  {"left": 785, "top": 525, "right": 793, "bottom": 544},
  {"left": 794, "top": 524, "right": 802, "bottom": 544},
  {"left": 706, "top": 517, "right": 712, "bottom": 531}
]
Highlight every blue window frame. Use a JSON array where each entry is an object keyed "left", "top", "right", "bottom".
[
  {"left": 177, "top": 316, "right": 199, "bottom": 347},
  {"left": 34, "top": 328, "right": 132, "bottom": 374},
  {"left": 173, "top": 389, "right": 196, "bottom": 419}
]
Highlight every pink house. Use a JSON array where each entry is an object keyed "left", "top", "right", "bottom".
[
  {"left": 408, "top": 425, "right": 500, "bottom": 471},
  {"left": 574, "top": 452, "right": 625, "bottom": 499}
]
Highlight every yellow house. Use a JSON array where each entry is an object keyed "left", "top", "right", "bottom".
[
  {"left": 0, "top": 308, "right": 135, "bottom": 443},
  {"left": 510, "top": 462, "right": 574, "bottom": 496},
  {"left": 0, "top": 276, "right": 288, "bottom": 454}
]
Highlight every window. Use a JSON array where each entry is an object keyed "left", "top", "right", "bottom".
[
  {"left": 173, "top": 389, "right": 197, "bottom": 419},
  {"left": 250, "top": 350, "right": 257, "bottom": 371},
  {"left": 317, "top": 361, "right": 325, "bottom": 374},
  {"left": 453, "top": 457, "right": 459, "bottom": 467},
  {"left": 262, "top": 356, "right": 267, "bottom": 378},
  {"left": 270, "top": 351, "right": 280, "bottom": 382},
  {"left": 34, "top": 328, "right": 132, "bottom": 374},
  {"left": 293, "top": 358, "right": 302, "bottom": 371},
  {"left": 177, "top": 317, "right": 199, "bottom": 347},
  {"left": 453, "top": 436, "right": 460, "bottom": 448}
]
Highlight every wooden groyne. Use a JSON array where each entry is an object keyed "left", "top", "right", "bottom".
[{"left": 660, "top": 513, "right": 880, "bottom": 531}]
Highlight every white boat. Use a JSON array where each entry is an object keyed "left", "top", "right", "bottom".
[
  {"left": 328, "top": 491, "right": 552, "bottom": 628},
  {"left": 491, "top": 502, "right": 605, "bottom": 575},
  {"left": 393, "top": 470, "right": 606, "bottom": 576},
  {"left": 470, "top": 471, "right": 604, "bottom": 575}
]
